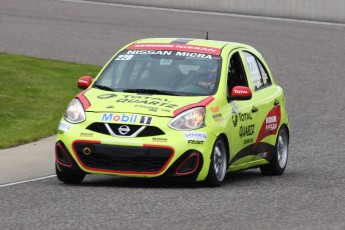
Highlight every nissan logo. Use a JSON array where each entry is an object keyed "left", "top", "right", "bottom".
[{"left": 118, "top": 125, "right": 130, "bottom": 135}]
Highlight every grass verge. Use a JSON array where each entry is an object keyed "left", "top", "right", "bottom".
[{"left": 0, "top": 53, "right": 100, "bottom": 149}]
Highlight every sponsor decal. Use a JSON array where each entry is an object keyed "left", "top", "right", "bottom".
[
  {"left": 239, "top": 124, "right": 255, "bottom": 138},
  {"left": 238, "top": 112, "right": 252, "bottom": 121},
  {"left": 265, "top": 116, "right": 278, "bottom": 132},
  {"left": 266, "top": 116, "right": 277, "bottom": 124},
  {"left": 175, "top": 52, "right": 212, "bottom": 59},
  {"left": 188, "top": 140, "right": 204, "bottom": 145},
  {"left": 212, "top": 113, "right": 223, "bottom": 122},
  {"left": 78, "top": 79, "right": 89, "bottom": 84},
  {"left": 102, "top": 113, "right": 138, "bottom": 123},
  {"left": 134, "top": 104, "right": 171, "bottom": 113},
  {"left": 80, "top": 133, "right": 93, "bottom": 137},
  {"left": 152, "top": 137, "right": 168, "bottom": 143},
  {"left": 58, "top": 121, "right": 71, "bottom": 132},
  {"left": 101, "top": 113, "right": 152, "bottom": 125},
  {"left": 234, "top": 89, "right": 250, "bottom": 95},
  {"left": 243, "top": 138, "right": 254, "bottom": 145},
  {"left": 139, "top": 116, "right": 152, "bottom": 125},
  {"left": 184, "top": 132, "right": 207, "bottom": 141},
  {"left": 97, "top": 94, "right": 176, "bottom": 109},
  {"left": 266, "top": 123, "right": 278, "bottom": 132},
  {"left": 127, "top": 43, "right": 221, "bottom": 55},
  {"left": 232, "top": 114, "right": 238, "bottom": 127},
  {"left": 126, "top": 50, "right": 215, "bottom": 59},
  {"left": 116, "top": 95, "right": 178, "bottom": 109},
  {"left": 253, "top": 105, "right": 281, "bottom": 150},
  {"left": 127, "top": 50, "right": 172, "bottom": 55},
  {"left": 211, "top": 106, "right": 219, "bottom": 114},
  {"left": 233, "top": 112, "right": 252, "bottom": 128}
]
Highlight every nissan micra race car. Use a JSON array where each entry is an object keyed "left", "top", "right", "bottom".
[{"left": 56, "top": 38, "right": 289, "bottom": 186}]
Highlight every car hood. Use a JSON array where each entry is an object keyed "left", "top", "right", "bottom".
[{"left": 79, "top": 88, "right": 211, "bottom": 117}]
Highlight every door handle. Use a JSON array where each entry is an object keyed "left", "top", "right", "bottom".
[
  {"left": 274, "top": 99, "right": 280, "bottom": 105},
  {"left": 252, "top": 106, "right": 258, "bottom": 113}
]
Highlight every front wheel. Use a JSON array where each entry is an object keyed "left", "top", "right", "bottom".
[
  {"left": 205, "top": 137, "right": 228, "bottom": 187},
  {"left": 260, "top": 126, "right": 289, "bottom": 175},
  {"left": 56, "top": 165, "right": 85, "bottom": 184}
]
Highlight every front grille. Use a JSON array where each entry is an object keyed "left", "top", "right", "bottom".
[
  {"left": 73, "top": 142, "right": 173, "bottom": 173},
  {"left": 86, "top": 123, "right": 165, "bottom": 137}
]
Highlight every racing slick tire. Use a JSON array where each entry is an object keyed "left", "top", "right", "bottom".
[
  {"left": 260, "top": 126, "right": 289, "bottom": 175},
  {"left": 205, "top": 136, "right": 228, "bottom": 187},
  {"left": 56, "top": 165, "right": 85, "bottom": 184}
]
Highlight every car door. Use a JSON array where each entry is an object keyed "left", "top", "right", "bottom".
[
  {"left": 225, "top": 51, "right": 261, "bottom": 166},
  {"left": 241, "top": 50, "right": 281, "bottom": 160}
]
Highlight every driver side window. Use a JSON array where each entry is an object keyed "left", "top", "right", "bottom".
[{"left": 227, "top": 52, "right": 248, "bottom": 95}]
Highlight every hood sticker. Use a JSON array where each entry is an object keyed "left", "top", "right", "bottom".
[{"left": 97, "top": 94, "right": 178, "bottom": 109}]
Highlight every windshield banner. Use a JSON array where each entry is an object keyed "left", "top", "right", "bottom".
[{"left": 127, "top": 43, "right": 221, "bottom": 55}]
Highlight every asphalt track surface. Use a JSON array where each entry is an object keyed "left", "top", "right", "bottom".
[{"left": 1, "top": 0, "right": 345, "bottom": 229}]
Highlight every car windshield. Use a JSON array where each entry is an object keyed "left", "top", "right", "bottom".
[{"left": 94, "top": 49, "right": 221, "bottom": 96}]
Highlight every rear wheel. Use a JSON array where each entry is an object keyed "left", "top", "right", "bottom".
[
  {"left": 205, "top": 137, "right": 228, "bottom": 187},
  {"left": 260, "top": 126, "right": 289, "bottom": 175},
  {"left": 56, "top": 165, "right": 85, "bottom": 184}
]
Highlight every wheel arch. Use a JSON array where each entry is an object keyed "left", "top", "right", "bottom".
[{"left": 280, "top": 123, "right": 290, "bottom": 143}]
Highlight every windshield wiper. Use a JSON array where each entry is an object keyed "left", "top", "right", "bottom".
[
  {"left": 93, "top": 84, "right": 115, "bottom": 92},
  {"left": 122, "top": 88, "right": 181, "bottom": 96}
]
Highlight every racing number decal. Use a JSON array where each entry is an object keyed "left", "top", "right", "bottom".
[{"left": 115, "top": 55, "right": 133, "bottom": 61}]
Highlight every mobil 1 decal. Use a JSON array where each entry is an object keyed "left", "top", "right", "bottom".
[
  {"left": 253, "top": 105, "right": 281, "bottom": 150},
  {"left": 101, "top": 113, "right": 153, "bottom": 125}
]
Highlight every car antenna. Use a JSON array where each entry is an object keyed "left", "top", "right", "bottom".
[{"left": 205, "top": 31, "right": 209, "bottom": 40}]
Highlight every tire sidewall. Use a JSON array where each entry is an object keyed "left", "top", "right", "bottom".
[{"left": 205, "top": 136, "right": 228, "bottom": 187}]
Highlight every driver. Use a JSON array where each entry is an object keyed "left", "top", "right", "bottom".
[{"left": 197, "top": 65, "right": 217, "bottom": 91}]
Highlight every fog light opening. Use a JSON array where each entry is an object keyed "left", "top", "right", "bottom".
[
  {"left": 176, "top": 153, "right": 200, "bottom": 175},
  {"left": 55, "top": 144, "right": 72, "bottom": 167}
]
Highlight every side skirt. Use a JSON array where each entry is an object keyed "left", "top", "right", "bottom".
[{"left": 228, "top": 159, "right": 268, "bottom": 172}]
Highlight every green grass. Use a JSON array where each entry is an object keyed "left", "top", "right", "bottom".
[{"left": 0, "top": 53, "right": 100, "bottom": 149}]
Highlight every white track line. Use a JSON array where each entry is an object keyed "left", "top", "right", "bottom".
[
  {"left": 62, "top": 0, "right": 345, "bottom": 27},
  {"left": 0, "top": 175, "right": 56, "bottom": 188}
]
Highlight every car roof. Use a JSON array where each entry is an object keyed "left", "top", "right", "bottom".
[{"left": 127, "top": 38, "right": 255, "bottom": 54}]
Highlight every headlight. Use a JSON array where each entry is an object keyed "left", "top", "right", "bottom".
[
  {"left": 169, "top": 107, "right": 206, "bottom": 130},
  {"left": 64, "top": 99, "right": 86, "bottom": 123}
]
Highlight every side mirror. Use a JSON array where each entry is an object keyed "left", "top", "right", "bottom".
[
  {"left": 78, "top": 76, "right": 93, "bottom": 90},
  {"left": 229, "top": 86, "right": 252, "bottom": 100}
]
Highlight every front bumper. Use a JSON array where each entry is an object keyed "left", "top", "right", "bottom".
[
  {"left": 56, "top": 116, "right": 215, "bottom": 181},
  {"left": 56, "top": 140, "right": 205, "bottom": 181}
]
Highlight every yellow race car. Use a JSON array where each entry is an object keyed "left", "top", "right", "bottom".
[{"left": 56, "top": 38, "right": 289, "bottom": 186}]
